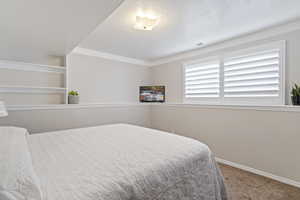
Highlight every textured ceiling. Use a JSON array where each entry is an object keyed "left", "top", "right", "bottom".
[{"left": 79, "top": 0, "right": 300, "bottom": 61}]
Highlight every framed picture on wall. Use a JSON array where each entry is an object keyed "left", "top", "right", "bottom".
[{"left": 139, "top": 86, "right": 165, "bottom": 103}]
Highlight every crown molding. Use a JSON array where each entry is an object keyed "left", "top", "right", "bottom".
[
  {"left": 72, "top": 47, "right": 151, "bottom": 66},
  {"left": 72, "top": 18, "right": 300, "bottom": 67}
]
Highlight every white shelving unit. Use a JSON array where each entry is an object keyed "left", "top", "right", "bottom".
[
  {"left": 0, "top": 60, "right": 68, "bottom": 104},
  {"left": 0, "top": 60, "right": 66, "bottom": 74},
  {"left": 0, "top": 86, "right": 67, "bottom": 94}
]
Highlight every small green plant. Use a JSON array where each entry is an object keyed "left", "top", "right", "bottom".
[
  {"left": 291, "top": 84, "right": 300, "bottom": 97},
  {"left": 68, "top": 90, "right": 79, "bottom": 96}
]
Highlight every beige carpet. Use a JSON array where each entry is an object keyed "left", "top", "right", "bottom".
[{"left": 219, "top": 163, "right": 300, "bottom": 200}]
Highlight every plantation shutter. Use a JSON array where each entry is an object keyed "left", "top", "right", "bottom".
[
  {"left": 223, "top": 49, "right": 281, "bottom": 98},
  {"left": 184, "top": 61, "right": 220, "bottom": 98}
]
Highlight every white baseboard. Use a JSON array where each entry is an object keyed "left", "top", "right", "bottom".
[{"left": 216, "top": 157, "right": 300, "bottom": 188}]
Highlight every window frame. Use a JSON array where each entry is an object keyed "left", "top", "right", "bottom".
[{"left": 182, "top": 40, "right": 286, "bottom": 106}]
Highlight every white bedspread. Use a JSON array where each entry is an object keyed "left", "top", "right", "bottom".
[{"left": 28, "top": 124, "right": 227, "bottom": 200}]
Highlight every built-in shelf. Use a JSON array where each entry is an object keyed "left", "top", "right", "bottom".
[
  {"left": 0, "top": 86, "right": 67, "bottom": 94},
  {"left": 5, "top": 103, "right": 300, "bottom": 112},
  {"left": 6, "top": 103, "right": 146, "bottom": 111},
  {"left": 0, "top": 60, "right": 66, "bottom": 73}
]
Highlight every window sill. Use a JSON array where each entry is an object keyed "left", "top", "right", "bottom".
[
  {"left": 150, "top": 103, "right": 300, "bottom": 112},
  {"left": 6, "top": 102, "right": 300, "bottom": 112}
]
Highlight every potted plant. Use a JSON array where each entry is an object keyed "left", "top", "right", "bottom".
[
  {"left": 291, "top": 84, "right": 300, "bottom": 106},
  {"left": 68, "top": 90, "right": 79, "bottom": 104}
]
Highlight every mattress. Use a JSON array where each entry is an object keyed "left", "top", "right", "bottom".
[{"left": 28, "top": 124, "right": 227, "bottom": 200}]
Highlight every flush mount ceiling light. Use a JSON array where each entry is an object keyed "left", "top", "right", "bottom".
[
  {"left": 134, "top": 14, "right": 159, "bottom": 30},
  {"left": 134, "top": 2, "right": 160, "bottom": 31}
]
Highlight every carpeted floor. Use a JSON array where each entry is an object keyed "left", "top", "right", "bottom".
[{"left": 218, "top": 163, "right": 300, "bottom": 200}]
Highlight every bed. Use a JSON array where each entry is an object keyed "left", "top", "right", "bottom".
[{"left": 0, "top": 124, "right": 227, "bottom": 200}]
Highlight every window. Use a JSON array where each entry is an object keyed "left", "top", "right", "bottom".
[
  {"left": 184, "top": 60, "right": 220, "bottom": 98},
  {"left": 183, "top": 41, "right": 285, "bottom": 105}
]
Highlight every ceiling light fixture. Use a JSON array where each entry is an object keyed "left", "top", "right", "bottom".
[{"left": 134, "top": 4, "right": 160, "bottom": 31}]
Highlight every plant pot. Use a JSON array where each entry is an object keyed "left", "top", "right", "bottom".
[
  {"left": 68, "top": 95, "right": 79, "bottom": 104},
  {"left": 292, "top": 96, "right": 300, "bottom": 106}
]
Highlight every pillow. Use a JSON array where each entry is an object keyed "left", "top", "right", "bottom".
[{"left": 0, "top": 127, "right": 43, "bottom": 200}]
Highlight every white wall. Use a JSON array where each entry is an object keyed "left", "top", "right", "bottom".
[
  {"left": 67, "top": 53, "right": 152, "bottom": 103},
  {"left": 150, "top": 105, "right": 300, "bottom": 183},
  {"left": 149, "top": 27, "right": 300, "bottom": 183},
  {"left": 0, "top": 105, "right": 151, "bottom": 133},
  {"left": 151, "top": 29, "right": 300, "bottom": 105},
  {"left": 0, "top": 53, "right": 153, "bottom": 133}
]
